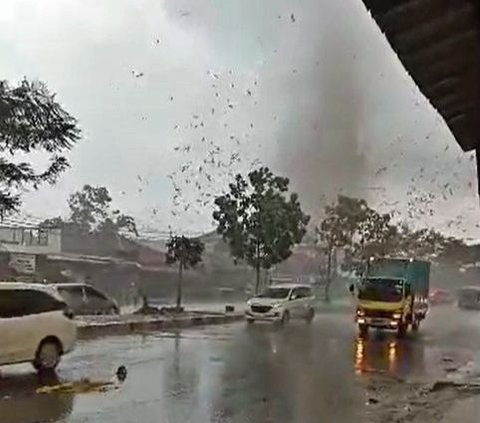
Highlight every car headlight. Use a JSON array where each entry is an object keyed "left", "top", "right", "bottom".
[
  {"left": 247, "top": 300, "right": 252, "bottom": 307},
  {"left": 356, "top": 308, "right": 365, "bottom": 317},
  {"left": 272, "top": 303, "right": 282, "bottom": 309},
  {"left": 393, "top": 312, "right": 402, "bottom": 319}
]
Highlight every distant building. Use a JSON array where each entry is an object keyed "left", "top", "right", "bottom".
[{"left": 0, "top": 222, "right": 61, "bottom": 280}]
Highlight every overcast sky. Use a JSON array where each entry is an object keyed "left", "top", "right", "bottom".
[{"left": 1, "top": 0, "right": 478, "bottom": 239}]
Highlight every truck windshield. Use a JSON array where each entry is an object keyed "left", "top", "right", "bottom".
[{"left": 358, "top": 278, "right": 404, "bottom": 302}]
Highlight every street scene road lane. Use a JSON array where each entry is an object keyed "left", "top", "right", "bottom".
[{"left": 1, "top": 306, "right": 480, "bottom": 423}]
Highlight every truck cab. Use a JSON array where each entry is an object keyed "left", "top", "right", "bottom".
[{"left": 355, "top": 258, "right": 430, "bottom": 338}]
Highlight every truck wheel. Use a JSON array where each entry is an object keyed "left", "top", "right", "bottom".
[
  {"left": 397, "top": 323, "right": 407, "bottom": 338},
  {"left": 358, "top": 324, "right": 368, "bottom": 338}
]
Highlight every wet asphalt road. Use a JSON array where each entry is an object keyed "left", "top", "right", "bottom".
[{"left": 1, "top": 306, "right": 480, "bottom": 423}]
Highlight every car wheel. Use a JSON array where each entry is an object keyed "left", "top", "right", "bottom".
[
  {"left": 33, "top": 339, "right": 61, "bottom": 372},
  {"left": 246, "top": 318, "right": 255, "bottom": 324},
  {"left": 305, "top": 308, "right": 315, "bottom": 323},
  {"left": 108, "top": 306, "right": 118, "bottom": 315},
  {"left": 280, "top": 310, "right": 290, "bottom": 325}
]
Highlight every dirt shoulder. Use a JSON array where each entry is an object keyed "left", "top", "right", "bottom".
[{"left": 362, "top": 361, "right": 480, "bottom": 422}]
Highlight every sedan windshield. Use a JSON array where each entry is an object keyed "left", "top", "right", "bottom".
[
  {"left": 258, "top": 288, "right": 290, "bottom": 299},
  {"left": 358, "top": 278, "right": 404, "bottom": 302}
]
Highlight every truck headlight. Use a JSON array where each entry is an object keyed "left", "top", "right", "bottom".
[
  {"left": 356, "top": 308, "right": 365, "bottom": 317},
  {"left": 393, "top": 312, "right": 402, "bottom": 319}
]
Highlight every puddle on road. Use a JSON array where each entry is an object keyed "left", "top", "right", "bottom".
[{"left": 36, "top": 378, "right": 118, "bottom": 395}]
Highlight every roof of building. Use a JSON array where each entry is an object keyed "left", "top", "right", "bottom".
[{"left": 361, "top": 0, "right": 480, "bottom": 152}]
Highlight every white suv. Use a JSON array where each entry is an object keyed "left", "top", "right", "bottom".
[
  {"left": 0, "top": 282, "right": 77, "bottom": 371},
  {"left": 245, "top": 284, "right": 315, "bottom": 324}
]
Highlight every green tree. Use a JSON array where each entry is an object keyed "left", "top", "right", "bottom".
[
  {"left": 213, "top": 167, "right": 310, "bottom": 294},
  {"left": 43, "top": 185, "right": 137, "bottom": 236},
  {"left": 355, "top": 209, "right": 396, "bottom": 258},
  {"left": 166, "top": 235, "right": 204, "bottom": 311},
  {"left": 316, "top": 195, "right": 395, "bottom": 300},
  {"left": 0, "top": 79, "right": 80, "bottom": 216}
]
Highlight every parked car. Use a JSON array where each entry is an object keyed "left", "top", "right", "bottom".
[
  {"left": 429, "top": 289, "right": 454, "bottom": 306},
  {"left": 0, "top": 282, "right": 77, "bottom": 371},
  {"left": 55, "top": 283, "right": 119, "bottom": 315},
  {"left": 458, "top": 286, "right": 480, "bottom": 310},
  {"left": 245, "top": 284, "right": 315, "bottom": 324}
]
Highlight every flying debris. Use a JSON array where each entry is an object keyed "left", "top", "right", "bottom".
[
  {"left": 290, "top": 13, "right": 296, "bottom": 23},
  {"left": 246, "top": 89, "right": 252, "bottom": 96},
  {"left": 375, "top": 167, "right": 388, "bottom": 176},
  {"left": 132, "top": 71, "right": 144, "bottom": 78},
  {"left": 208, "top": 70, "right": 220, "bottom": 80}
]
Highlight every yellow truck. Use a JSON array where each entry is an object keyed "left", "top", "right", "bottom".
[{"left": 355, "top": 258, "right": 430, "bottom": 338}]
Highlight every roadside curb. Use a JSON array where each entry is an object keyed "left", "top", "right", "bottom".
[{"left": 77, "top": 313, "right": 244, "bottom": 339}]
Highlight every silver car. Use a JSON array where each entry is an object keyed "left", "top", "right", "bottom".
[
  {"left": 245, "top": 284, "right": 316, "bottom": 324},
  {"left": 55, "top": 283, "right": 119, "bottom": 315}
]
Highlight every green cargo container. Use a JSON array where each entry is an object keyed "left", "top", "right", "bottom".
[{"left": 366, "top": 258, "right": 430, "bottom": 298}]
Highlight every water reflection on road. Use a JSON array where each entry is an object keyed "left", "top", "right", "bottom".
[
  {"left": 0, "top": 372, "right": 74, "bottom": 423},
  {"left": 354, "top": 334, "right": 426, "bottom": 377}
]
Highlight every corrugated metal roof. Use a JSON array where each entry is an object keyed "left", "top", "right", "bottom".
[
  {"left": 0, "top": 214, "right": 45, "bottom": 229},
  {"left": 362, "top": 0, "right": 480, "bottom": 152}
]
